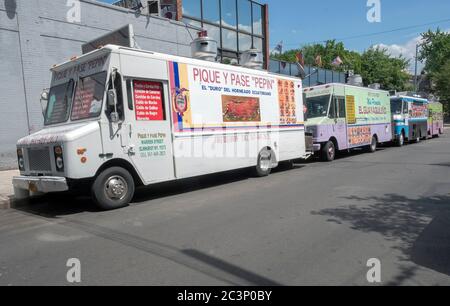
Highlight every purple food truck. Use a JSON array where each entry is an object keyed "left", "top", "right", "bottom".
[{"left": 304, "top": 83, "right": 392, "bottom": 161}]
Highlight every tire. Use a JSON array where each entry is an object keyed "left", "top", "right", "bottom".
[
  {"left": 254, "top": 149, "right": 272, "bottom": 177},
  {"left": 92, "top": 167, "right": 135, "bottom": 210},
  {"left": 367, "top": 136, "right": 377, "bottom": 153},
  {"left": 396, "top": 132, "right": 405, "bottom": 147},
  {"left": 321, "top": 141, "right": 336, "bottom": 162}
]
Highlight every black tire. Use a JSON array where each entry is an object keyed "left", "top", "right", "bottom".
[
  {"left": 367, "top": 136, "right": 377, "bottom": 153},
  {"left": 321, "top": 141, "right": 336, "bottom": 162},
  {"left": 254, "top": 149, "right": 272, "bottom": 177},
  {"left": 92, "top": 167, "right": 135, "bottom": 210},
  {"left": 396, "top": 132, "right": 405, "bottom": 147}
]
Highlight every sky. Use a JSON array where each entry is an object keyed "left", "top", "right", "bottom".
[{"left": 99, "top": 0, "right": 450, "bottom": 72}]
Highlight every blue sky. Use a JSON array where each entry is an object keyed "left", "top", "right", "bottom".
[{"left": 99, "top": 0, "right": 450, "bottom": 70}]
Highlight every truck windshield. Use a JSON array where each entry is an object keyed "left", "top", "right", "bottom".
[
  {"left": 71, "top": 72, "right": 108, "bottom": 121},
  {"left": 306, "top": 95, "right": 331, "bottom": 119},
  {"left": 390, "top": 101, "right": 402, "bottom": 115},
  {"left": 44, "top": 80, "right": 75, "bottom": 125}
]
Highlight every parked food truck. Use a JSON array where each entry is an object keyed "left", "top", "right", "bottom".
[
  {"left": 390, "top": 95, "right": 429, "bottom": 146},
  {"left": 12, "top": 33, "right": 311, "bottom": 210},
  {"left": 304, "top": 83, "right": 392, "bottom": 161},
  {"left": 427, "top": 101, "right": 444, "bottom": 138}
]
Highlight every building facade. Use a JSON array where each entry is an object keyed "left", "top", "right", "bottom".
[
  {"left": 0, "top": 0, "right": 199, "bottom": 170},
  {"left": 112, "top": 0, "right": 269, "bottom": 67}
]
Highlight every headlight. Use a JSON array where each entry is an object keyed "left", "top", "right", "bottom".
[
  {"left": 54, "top": 146, "right": 64, "bottom": 171},
  {"left": 17, "top": 148, "right": 25, "bottom": 171}
]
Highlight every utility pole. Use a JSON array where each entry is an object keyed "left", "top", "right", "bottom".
[{"left": 414, "top": 44, "right": 419, "bottom": 93}]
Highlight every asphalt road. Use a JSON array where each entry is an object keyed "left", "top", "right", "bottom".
[{"left": 1, "top": 132, "right": 450, "bottom": 286}]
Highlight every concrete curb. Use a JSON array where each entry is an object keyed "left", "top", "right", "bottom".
[{"left": 0, "top": 195, "right": 29, "bottom": 210}]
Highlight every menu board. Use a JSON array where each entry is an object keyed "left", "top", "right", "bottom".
[
  {"left": 346, "top": 95, "right": 356, "bottom": 124},
  {"left": 278, "top": 79, "right": 297, "bottom": 124},
  {"left": 134, "top": 80, "right": 164, "bottom": 121}
]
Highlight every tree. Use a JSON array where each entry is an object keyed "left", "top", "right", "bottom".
[
  {"left": 360, "top": 47, "right": 411, "bottom": 91},
  {"left": 418, "top": 29, "right": 450, "bottom": 112},
  {"left": 434, "top": 60, "right": 450, "bottom": 110},
  {"left": 272, "top": 41, "right": 411, "bottom": 91},
  {"left": 419, "top": 29, "right": 450, "bottom": 77}
]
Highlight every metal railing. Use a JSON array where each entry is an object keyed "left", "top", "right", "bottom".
[{"left": 269, "top": 59, "right": 346, "bottom": 87}]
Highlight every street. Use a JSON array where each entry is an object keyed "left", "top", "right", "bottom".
[{"left": 1, "top": 133, "right": 450, "bottom": 286}]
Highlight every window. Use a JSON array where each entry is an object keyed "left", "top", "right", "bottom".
[
  {"left": 329, "top": 97, "right": 337, "bottom": 119},
  {"left": 203, "top": 23, "right": 221, "bottom": 46},
  {"left": 253, "top": 37, "right": 263, "bottom": 52},
  {"left": 203, "top": 0, "right": 220, "bottom": 24},
  {"left": 337, "top": 97, "right": 346, "bottom": 118},
  {"left": 182, "top": 0, "right": 201, "bottom": 18},
  {"left": 222, "top": 29, "right": 237, "bottom": 51},
  {"left": 238, "top": 0, "right": 252, "bottom": 33},
  {"left": 182, "top": 18, "right": 202, "bottom": 28},
  {"left": 403, "top": 101, "right": 409, "bottom": 114},
  {"left": 221, "top": 0, "right": 237, "bottom": 28},
  {"left": 126, "top": 79, "right": 133, "bottom": 110},
  {"left": 44, "top": 80, "right": 74, "bottom": 125},
  {"left": 252, "top": 3, "right": 263, "bottom": 35},
  {"left": 238, "top": 33, "right": 252, "bottom": 51},
  {"left": 71, "top": 72, "right": 108, "bottom": 121}
]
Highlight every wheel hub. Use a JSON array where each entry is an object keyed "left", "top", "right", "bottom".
[{"left": 105, "top": 176, "right": 128, "bottom": 200}]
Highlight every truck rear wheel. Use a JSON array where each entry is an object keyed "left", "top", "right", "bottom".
[
  {"left": 254, "top": 149, "right": 272, "bottom": 177},
  {"left": 396, "top": 132, "right": 405, "bottom": 147},
  {"left": 92, "top": 167, "right": 135, "bottom": 210},
  {"left": 367, "top": 136, "right": 377, "bottom": 153},
  {"left": 321, "top": 141, "right": 335, "bottom": 162}
]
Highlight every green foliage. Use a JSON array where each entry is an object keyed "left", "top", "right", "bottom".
[
  {"left": 360, "top": 47, "right": 410, "bottom": 91},
  {"left": 419, "top": 29, "right": 450, "bottom": 77},
  {"left": 418, "top": 29, "right": 450, "bottom": 111},
  {"left": 271, "top": 40, "right": 410, "bottom": 91},
  {"left": 434, "top": 60, "right": 450, "bottom": 110}
]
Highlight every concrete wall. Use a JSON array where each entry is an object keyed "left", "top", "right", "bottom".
[{"left": 0, "top": 0, "right": 198, "bottom": 170}]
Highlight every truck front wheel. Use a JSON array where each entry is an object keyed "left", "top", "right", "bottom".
[
  {"left": 396, "top": 132, "right": 405, "bottom": 147},
  {"left": 321, "top": 141, "right": 336, "bottom": 162},
  {"left": 92, "top": 167, "right": 135, "bottom": 210}
]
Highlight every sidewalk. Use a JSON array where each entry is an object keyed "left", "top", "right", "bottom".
[{"left": 0, "top": 170, "right": 19, "bottom": 209}]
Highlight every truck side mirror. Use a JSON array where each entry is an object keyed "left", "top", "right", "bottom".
[
  {"left": 107, "top": 89, "right": 117, "bottom": 108},
  {"left": 40, "top": 89, "right": 49, "bottom": 117}
]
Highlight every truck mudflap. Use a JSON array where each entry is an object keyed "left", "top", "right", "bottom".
[{"left": 12, "top": 176, "right": 69, "bottom": 194}]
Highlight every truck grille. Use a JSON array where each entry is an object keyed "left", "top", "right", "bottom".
[{"left": 28, "top": 147, "right": 52, "bottom": 172}]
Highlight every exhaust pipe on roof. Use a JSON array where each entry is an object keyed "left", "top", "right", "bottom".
[{"left": 190, "top": 31, "right": 218, "bottom": 62}]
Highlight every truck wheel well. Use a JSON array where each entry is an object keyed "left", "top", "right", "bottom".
[
  {"left": 96, "top": 159, "right": 144, "bottom": 186},
  {"left": 373, "top": 134, "right": 378, "bottom": 142},
  {"left": 329, "top": 137, "right": 339, "bottom": 151}
]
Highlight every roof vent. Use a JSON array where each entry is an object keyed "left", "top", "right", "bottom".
[
  {"left": 190, "top": 31, "right": 218, "bottom": 62},
  {"left": 347, "top": 74, "right": 363, "bottom": 87},
  {"left": 240, "top": 49, "right": 264, "bottom": 70}
]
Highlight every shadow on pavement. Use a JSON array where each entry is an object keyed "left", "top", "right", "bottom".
[
  {"left": 311, "top": 194, "right": 450, "bottom": 282},
  {"left": 14, "top": 164, "right": 304, "bottom": 218}
]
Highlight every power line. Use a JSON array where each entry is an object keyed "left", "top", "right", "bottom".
[{"left": 272, "top": 18, "right": 450, "bottom": 47}]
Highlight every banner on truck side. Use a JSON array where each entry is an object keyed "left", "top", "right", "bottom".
[{"left": 167, "top": 62, "right": 304, "bottom": 133}]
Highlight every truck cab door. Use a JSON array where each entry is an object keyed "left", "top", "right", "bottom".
[
  {"left": 123, "top": 78, "right": 175, "bottom": 184},
  {"left": 330, "top": 96, "right": 348, "bottom": 150}
]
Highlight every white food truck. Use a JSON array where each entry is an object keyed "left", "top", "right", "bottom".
[{"left": 13, "top": 29, "right": 311, "bottom": 210}]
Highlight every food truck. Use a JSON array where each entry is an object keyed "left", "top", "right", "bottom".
[
  {"left": 13, "top": 40, "right": 311, "bottom": 210},
  {"left": 390, "top": 95, "right": 429, "bottom": 146},
  {"left": 304, "top": 83, "right": 392, "bottom": 161},
  {"left": 427, "top": 101, "right": 444, "bottom": 138}
]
